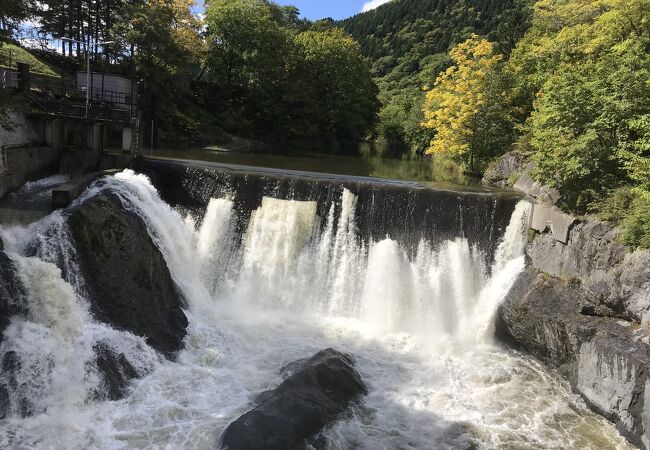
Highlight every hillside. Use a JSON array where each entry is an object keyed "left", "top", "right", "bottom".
[
  {"left": 342, "top": 0, "right": 532, "bottom": 62},
  {"left": 340, "top": 0, "right": 533, "bottom": 152},
  {"left": 0, "top": 43, "right": 60, "bottom": 77}
]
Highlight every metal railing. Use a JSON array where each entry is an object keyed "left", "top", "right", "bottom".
[{"left": 1, "top": 67, "right": 139, "bottom": 121}]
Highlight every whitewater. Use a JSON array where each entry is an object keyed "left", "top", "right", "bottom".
[{"left": 0, "top": 170, "right": 631, "bottom": 449}]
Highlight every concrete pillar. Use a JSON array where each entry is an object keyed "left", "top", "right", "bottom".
[
  {"left": 52, "top": 119, "right": 63, "bottom": 151},
  {"left": 92, "top": 123, "right": 104, "bottom": 153},
  {"left": 43, "top": 119, "right": 52, "bottom": 146},
  {"left": 122, "top": 127, "right": 132, "bottom": 152}
]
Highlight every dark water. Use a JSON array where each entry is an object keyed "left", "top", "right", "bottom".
[{"left": 151, "top": 148, "right": 476, "bottom": 187}]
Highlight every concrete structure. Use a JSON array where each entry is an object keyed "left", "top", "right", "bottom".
[
  {"left": 3, "top": 63, "right": 142, "bottom": 155},
  {"left": 0, "top": 145, "right": 62, "bottom": 199},
  {"left": 76, "top": 72, "right": 136, "bottom": 106},
  {"left": 513, "top": 171, "right": 561, "bottom": 206},
  {"left": 52, "top": 169, "right": 119, "bottom": 208}
]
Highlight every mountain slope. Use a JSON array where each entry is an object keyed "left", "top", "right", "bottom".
[{"left": 339, "top": 0, "right": 533, "bottom": 152}]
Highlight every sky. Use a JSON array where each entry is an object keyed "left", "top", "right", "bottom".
[
  {"left": 192, "top": 0, "right": 392, "bottom": 21},
  {"left": 274, "top": 0, "right": 391, "bottom": 20}
]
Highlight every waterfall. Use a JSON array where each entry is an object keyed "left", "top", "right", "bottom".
[
  {"left": 186, "top": 185, "right": 530, "bottom": 346},
  {"left": 0, "top": 170, "right": 630, "bottom": 449}
]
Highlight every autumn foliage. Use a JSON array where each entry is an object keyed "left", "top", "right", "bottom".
[{"left": 421, "top": 37, "right": 512, "bottom": 172}]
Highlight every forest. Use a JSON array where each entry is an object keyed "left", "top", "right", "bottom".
[
  {"left": 1, "top": 0, "right": 649, "bottom": 247},
  {"left": 343, "top": 0, "right": 649, "bottom": 249},
  {"left": 340, "top": 0, "right": 533, "bottom": 154}
]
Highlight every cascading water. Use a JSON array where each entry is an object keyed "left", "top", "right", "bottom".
[{"left": 0, "top": 169, "right": 632, "bottom": 449}]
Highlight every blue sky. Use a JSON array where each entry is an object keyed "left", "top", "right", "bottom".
[
  {"left": 193, "top": 0, "right": 392, "bottom": 21},
  {"left": 274, "top": 0, "right": 391, "bottom": 20}
]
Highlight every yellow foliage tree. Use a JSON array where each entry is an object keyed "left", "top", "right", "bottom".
[{"left": 422, "top": 36, "right": 504, "bottom": 171}]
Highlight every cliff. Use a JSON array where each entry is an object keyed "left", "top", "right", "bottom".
[{"left": 487, "top": 152, "right": 650, "bottom": 448}]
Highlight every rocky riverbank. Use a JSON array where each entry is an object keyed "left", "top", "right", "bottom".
[{"left": 486, "top": 152, "right": 650, "bottom": 448}]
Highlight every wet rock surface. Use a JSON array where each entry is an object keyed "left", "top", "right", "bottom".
[
  {"left": 89, "top": 342, "right": 140, "bottom": 401},
  {"left": 498, "top": 223, "right": 650, "bottom": 448},
  {"left": 0, "top": 241, "right": 27, "bottom": 344},
  {"left": 67, "top": 192, "right": 188, "bottom": 358},
  {"left": 0, "top": 237, "right": 28, "bottom": 419},
  {"left": 220, "top": 348, "right": 367, "bottom": 450},
  {"left": 0, "top": 350, "right": 33, "bottom": 418}
]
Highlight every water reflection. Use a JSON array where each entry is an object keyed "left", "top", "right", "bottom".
[{"left": 150, "top": 147, "right": 476, "bottom": 186}]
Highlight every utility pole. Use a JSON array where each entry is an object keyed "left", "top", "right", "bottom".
[{"left": 61, "top": 37, "right": 115, "bottom": 118}]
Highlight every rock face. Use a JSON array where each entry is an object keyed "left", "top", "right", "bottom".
[
  {"left": 497, "top": 220, "right": 650, "bottom": 449},
  {"left": 220, "top": 348, "right": 367, "bottom": 450},
  {"left": 67, "top": 192, "right": 188, "bottom": 358},
  {"left": 527, "top": 221, "right": 650, "bottom": 322},
  {"left": 481, "top": 151, "right": 528, "bottom": 188},
  {"left": 0, "top": 241, "right": 27, "bottom": 344}
]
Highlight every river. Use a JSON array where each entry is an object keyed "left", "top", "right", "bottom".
[{"left": 0, "top": 156, "right": 633, "bottom": 449}]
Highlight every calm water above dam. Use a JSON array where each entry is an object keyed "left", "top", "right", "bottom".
[
  {"left": 0, "top": 159, "right": 633, "bottom": 449},
  {"left": 151, "top": 147, "right": 478, "bottom": 187}
]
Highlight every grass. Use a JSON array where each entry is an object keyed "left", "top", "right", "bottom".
[{"left": 0, "top": 43, "right": 60, "bottom": 77}]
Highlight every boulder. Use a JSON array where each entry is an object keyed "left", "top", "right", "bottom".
[
  {"left": 220, "top": 348, "right": 367, "bottom": 450},
  {"left": 0, "top": 242, "right": 27, "bottom": 344},
  {"left": 89, "top": 342, "right": 139, "bottom": 401},
  {"left": 496, "top": 269, "right": 650, "bottom": 449},
  {"left": 67, "top": 192, "right": 188, "bottom": 358}
]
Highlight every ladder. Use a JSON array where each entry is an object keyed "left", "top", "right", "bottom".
[{"left": 130, "top": 117, "right": 141, "bottom": 155}]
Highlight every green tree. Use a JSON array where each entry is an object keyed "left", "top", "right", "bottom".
[
  {"left": 120, "top": 0, "right": 205, "bottom": 143},
  {"left": 205, "top": 0, "right": 289, "bottom": 88},
  {"left": 620, "top": 116, "right": 650, "bottom": 195},
  {"left": 514, "top": 0, "right": 650, "bottom": 212},
  {"left": 289, "top": 28, "right": 379, "bottom": 151},
  {"left": 0, "top": 0, "right": 34, "bottom": 42},
  {"left": 203, "top": 2, "right": 379, "bottom": 151},
  {"left": 422, "top": 36, "right": 515, "bottom": 172}
]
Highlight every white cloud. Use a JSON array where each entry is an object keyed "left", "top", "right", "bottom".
[{"left": 361, "top": 0, "right": 392, "bottom": 13}]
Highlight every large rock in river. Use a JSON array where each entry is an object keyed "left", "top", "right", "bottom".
[
  {"left": 67, "top": 192, "right": 188, "bottom": 358},
  {"left": 0, "top": 238, "right": 28, "bottom": 420},
  {"left": 0, "top": 238, "right": 27, "bottom": 344},
  {"left": 220, "top": 348, "right": 367, "bottom": 450}
]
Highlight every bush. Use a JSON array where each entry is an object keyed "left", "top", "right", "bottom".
[
  {"left": 621, "top": 195, "right": 650, "bottom": 250},
  {"left": 595, "top": 187, "right": 650, "bottom": 249}
]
